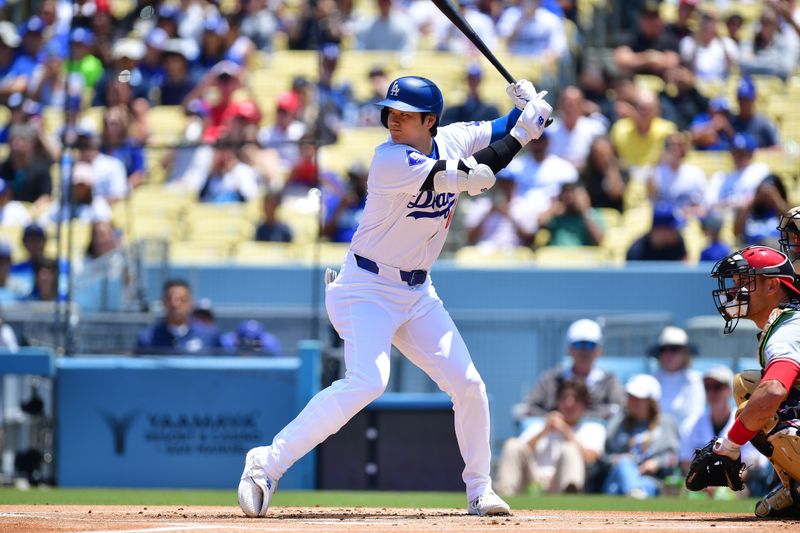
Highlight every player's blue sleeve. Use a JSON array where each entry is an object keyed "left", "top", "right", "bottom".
[{"left": 489, "top": 108, "right": 522, "bottom": 143}]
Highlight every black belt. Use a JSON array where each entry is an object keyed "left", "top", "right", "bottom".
[{"left": 354, "top": 254, "right": 428, "bottom": 287}]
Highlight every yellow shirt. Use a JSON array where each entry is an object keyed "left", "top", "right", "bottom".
[{"left": 610, "top": 117, "right": 677, "bottom": 168}]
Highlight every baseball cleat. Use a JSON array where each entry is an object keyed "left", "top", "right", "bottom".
[
  {"left": 238, "top": 446, "right": 277, "bottom": 518},
  {"left": 468, "top": 490, "right": 511, "bottom": 516},
  {"left": 754, "top": 482, "right": 800, "bottom": 518}
]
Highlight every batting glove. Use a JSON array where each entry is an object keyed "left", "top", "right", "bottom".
[
  {"left": 506, "top": 80, "right": 547, "bottom": 111},
  {"left": 510, "top": 97, "right": 553, "bottom": 146}
]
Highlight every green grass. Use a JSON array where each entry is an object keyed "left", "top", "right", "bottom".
[{"left": 0, "top": 488, "right": 757, "bottom": 513}]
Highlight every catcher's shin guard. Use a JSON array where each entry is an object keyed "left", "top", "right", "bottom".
[{"left": 767, "top": 422, "right": 800, "bottom": 489}]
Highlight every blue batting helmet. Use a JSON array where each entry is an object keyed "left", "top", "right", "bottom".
[{"left": 376, "top": 76, "right": 443, "bottom": 128}]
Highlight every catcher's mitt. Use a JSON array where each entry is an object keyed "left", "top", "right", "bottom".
[{"left": 685, "top": 438, "right": 746, "bottom": 491}]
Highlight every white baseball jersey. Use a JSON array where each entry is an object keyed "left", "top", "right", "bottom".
[
  {"left": 350, "top": 121, "right": 493, "bottom": 271},
  {"left": 759, "top": 309, "right": 800, "bottom": 371}
]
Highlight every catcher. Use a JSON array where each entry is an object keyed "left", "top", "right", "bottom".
[{"left": 686, "top": 245, "right": 800, "bottom": 517}]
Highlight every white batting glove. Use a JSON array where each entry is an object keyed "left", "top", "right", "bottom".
[
  {"left": 506, "top": 80, "right": 547, "bottom": 111},
  {"left": 510, "top": 96, "right": 553, "bottom": 146}
]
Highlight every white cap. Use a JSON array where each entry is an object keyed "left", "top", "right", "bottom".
[
  {"left": 703, "top": 365, "right": 734, "bottom": 386},
  {"left": 657, "top": 326, "right": 690, "bottom": 347},
  {"left": 566, "top": 318, "right": 603, "bottom": 345},
  {"left": 112, "top": 39, "right": 145, "bottom": 61},
  {"left": 625, "top": 374, "right": 661, "bottom": 401}
]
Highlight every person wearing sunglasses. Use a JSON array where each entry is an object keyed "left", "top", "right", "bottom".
[
  {"left": 515, "top": 318, "right": 625, "bottom": 422},
  {"left": 650, "top": 325, "right": 705, "bottom": 437}
]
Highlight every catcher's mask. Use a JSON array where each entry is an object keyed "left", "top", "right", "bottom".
[
  {"left": 711, "top": 246, "right": 800, "bottom": 334},
  {"left": 778, "top": 205, "right": 800, "bottom": 263}
]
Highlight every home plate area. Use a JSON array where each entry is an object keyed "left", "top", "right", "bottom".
[{"left": 0, "top": 506, "right": 787, "bottom": 533}]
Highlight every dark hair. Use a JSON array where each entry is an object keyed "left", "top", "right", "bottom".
[
  {"left": 752, "top": 174, "right": 787, "bottom": 216},
  {"left": 162, "top": 278, "right": 191, "bottom": 296},
  {"left": 557, "top": 378, "right": 591, "bottom": 407},
  {"left": 422, "top": 112, "right": 439, "bottom": 137}
]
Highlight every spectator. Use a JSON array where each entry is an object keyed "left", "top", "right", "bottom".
[
  {"left": 547, "top": 86, "right": 607, "bottom": 171},
  {"left": 495, "top": 380, "right": 606, "bottom": 496},
  {"left": 193, "top": 17, "right": 232, "bottom": 76},
  {"left": 356, "top": 0, "right": 417, "bottom": 54},
  {"left": 626, "top": 202, "right": 688, "bottom": 262},
  {"left": 93, "top": 38, "right": 150, "bottom": 105},
  {"left": 238, "top": 0, "right": 279, "bottom": 54},
  {"left": 772, "top": 0, "right": 800, "bottom": 67},
  {"left": 497, "top": 0, "right": 567, "bottom": 67},
  {"left": 190, "top": 298, "right": 216, "bottom": 327},
  {"left": 0, "top": 22, "right": 25, "bottom": 100},
  {"left": 157, "top": 39, "right": 195, "bottom": 106},
  {"left": 505, "top": 132, "right": 578, "bottom": 198},
  {"left": 322, "top": 162, "right": 369, "bottom": 243},
  {"left": 140, "top": 29, "right": 168, "bottom": 93},
  {"left": 578, "top": 64, "right": 616, "bottom": 126},
  {"left": 309, "top": 44, "right": 353, "bottom": 145},
  {"left": 579, "top": 136, "right": 627, "bottom": 213},
  {"left": 664, "top": 0, "right": 698, "bottom": 42},
  {"left": 74, "top": 125, "right": 129, "bottom": 204},
  {"left": 613, "top": 1, "right": 680, "bottom": 77},
  {"left": 0, "top": 240, "right": 15, "bottom": 303},
  {"left": 610, "top": 89, "right": 677, "bottom": 172},
  {"left": 27, "top": 45, "right": 67, "bottom": 108},
  {"left": 734, "top": 174, "right": 788, "bottom": 247},
  {"left": 699, "top": 211, "right": 731, "bottom": 263},
  {"left": 287, "top": 0, "right": 343, "bottom": 50},
  {"left": 725, "top": 13, "right": 745, "bottom": 46},
  {"left": 39, "top": 161, "right": 112, "bottom": 224},
  {"left": 679, "top": 10, "right": 739, "bottom": 83},
  {"left": 440, "top": 64, "right": 500, "bottom": 125},
  {"left": 100, "top": 105, "right": 146, "bottom": 188},
  {"left": 285, "top": 135, "right": 320, "bottom": 194},
  {"left": 0, "top": 124, "right": 52, "bottom": 208},
  {"left": 740, "top": 6, "right": 795, "bottom": 80},
  {"left": 13, "top": 17, "right": 45, "bottom": 83},
  {"left": 516, "top": 318, "right": 625, "bottom": 421},
  {"left": 65, "top": 28, "right": 103, "bottom": 90},
  {"left": 224, "top": 101, "right": 270, "bottom": 183},
  {"left": 658, "top": 66, "right": 710, "bottom": 131},
  {"left": 356, "top": 66, "right": 390, "bottom": 127},
  {"left": 0, "top": 95, "right": 57, "bottom": 163},
  {"left": 648, "top": 132, "right": 706, "bottom": 216},
  {"left": 437, "top": 0, "right": 496, "bottom": 55},
  {"left": 8, "top": 223, "right": 47, "bottom": 298},
  {"left": 689, "top": 97, "right": 736, "bottom": 151},
  {"left": 255, "top": 191, "right": 293, "bottom": 243},
  {"left": 198, "top": 144, "right": 260, "bottom": 203},
  {"left": 23, "top": 258, "right": 58, "bottom": 302},
  {"left": 258, "top": 92, "right": 306, "bottom": 177},
  {"left": 221, "top": 319, "right": 282, "bottom": 356},
  {"left": 0, "top": 179, "right": 32, "bottom": 227},
  {"left": 163, "top": 100, "right": 214, "bottom": 193},
  {"left": 705, "top": 133, "right": 770, "bottom": 212},
  {"left": 650, "top": 325, "right": 705, "bottom": 437},
  {"left": 135, "top": 279, "right": 222, "bottom": 355},
  {"left": 223, "top": 13, "right": 257, "bottom": 68},
  {"left": 538, "top": 182, "right": 605, "bottom": 247},
  {"left": 731, "top": 77, "right": 780, "bottom": 149},
  {"left": 601, "top": 374, "right": 679, "bottom": 499},
  {"left": 85, "top": 220, "right": 121, "bottom": 261},
  {"left": 678, "top": 366, "right": 767, "bottom": 496},
  {"left": 463, "top": 173, "right": 540, "bottom": 248}
]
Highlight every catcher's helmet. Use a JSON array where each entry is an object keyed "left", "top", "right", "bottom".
[
  {"left": 778, "top": 205, "right": 800, "bottom": 263},
  {"left": 376, "top": 76, "right": 444, "bottom": 130},
  {"left": 711, "top": 245, "right": 800, "bottom": 334}
]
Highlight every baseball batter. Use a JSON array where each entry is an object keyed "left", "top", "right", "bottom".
[
  {"left": 686, "top": 245, "right": 800, "bottom": 518},
  {"left": 238, "top": 76, "right": 552, "bottom": 517}
]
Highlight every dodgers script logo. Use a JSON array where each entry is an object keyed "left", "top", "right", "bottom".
[
  {"left": 406, "top": 191, "right": 456, "bottom": 220},
  {"left": 406, "top": 150, "right": 426, "bottom": 166},
  {"left": 390, "top": 82, "right": 400, "bottom": 97}
]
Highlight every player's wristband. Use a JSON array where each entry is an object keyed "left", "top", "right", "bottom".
[{"left": 727, "top": 418, "right": 757, "bottom": 446}]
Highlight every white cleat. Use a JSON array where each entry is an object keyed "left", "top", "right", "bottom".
[
  {"left": 468, "top": 490, "right": 511, "bottom": 516},
  {"left": 238, "top": 447, "right": 277, "bottom": 518}
]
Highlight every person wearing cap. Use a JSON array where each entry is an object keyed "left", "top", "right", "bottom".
[
  {"left": 100, "top": 105, "right": 146, "bottom": 188},
  {"left": 74, "top": 123, "right": 129, "bottom": 204},
  {"left": 544, "top": 86, "right": 607, "bottom": 171},
  {"left": 0, "top": 178, "right": 31, "bottom": 227},
  {"left": 730, "top": 77, "right": 780, "bottom": 150},
  {"left": 257, "top": 91, "right": 306, "bottom": 177},
  {"left": 136, "top": 279, "right": 222, "bottom": 355},
  {"left": 612, "top": 0, "right": 680, "bottom": 77},
  {"left": 648, "top": 132, "right": 706, "bottom": 215},
  {"left": 495, "top": 379, "right": 606, "bottom": 496},
  {"left": 238, "top": 0, "right": 279, "bottom": 54},
  {"left": 157, "top": 39, "right": 195, "bottom": 106},
  {"left": 679, "top": 9, "right": 739, "bottom": 83},
  {"left": 307, "top": 43, "right": 354, "bottom": 145},
  {"left": 705, "top": 133, "right": 771, "bottom": 213},
  {"left": 538, "top": 180, "right": 605, "bottom": 247},
  {"left": 441, "top": 65, "right": 501, "bottom": 126},
  {"left": 221, "top": 319, "right": 282, "bottom": 357},
  {"left": 194, "top": 16, "right": 231, "bottom": 75},
  {"left": 322, "top": 162, "right": 369, "bottom": 243},
  {"left": 39, "top": 160, "right": 112, "bottom": 225},
  {"left": 601, "top": 374, "right": 679, "bottom": 498},
  {"left": 699, "top": 210, "right": 731, "bottom": 262},
  {"left": 740, "top": 6, "right": 795, "bottom": 81},
  {"left": 610, "top": 88, "right": 678, "bottom": 171},
  {"left": 689, "top": 96, "right": 736, "bottom": 151},
  {"left": 650, "top": 326, "right": 705, "bottom": 436},
  {"left": 255, "top": 191, "right": 293, "bottom": 243},
  {"left": 626, "top": 202, "right": 688, "bottom": 261},
  {"left": 0, "top": 124, "right": 52, "bottom": 206},
  {"left": 734, "top": 174, "right": 789, "bottom": 248},
  {"left": 355, "top": 0, "right": 417, "bottom": 54},
  {"left": 8, "top": 223, "right": 47, "bottom": 298},
  {"left": 497, "top": 0, "right": 567, "bottom": 64},
  {"left": 27, "top": 42, "right": 67, "bottom": 108},
  {"left": 65, "top": 27, "right": 103, "bottom": 89},
  {"left": 517, "top": 319, "right": 625, "bottom": 421},
  {"left": 678, "top": 366, "right": 768, "bottom": 495},
  {"left": 0, "top": 23, "right": 29, "bottom": 101}
]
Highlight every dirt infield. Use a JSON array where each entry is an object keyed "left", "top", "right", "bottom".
[{"left": 0, "top": 505, "right": 794, "bottom": 533}]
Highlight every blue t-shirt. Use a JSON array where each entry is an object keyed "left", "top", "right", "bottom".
[
  {"left": 700, "top": 241, "right": 731, "bottom": 262},
  {"left": 731, "top": 114, "right": 779, "bottom": 149}
]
